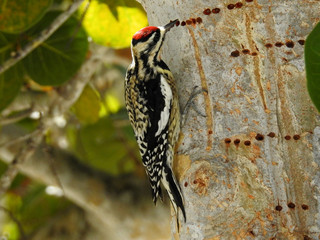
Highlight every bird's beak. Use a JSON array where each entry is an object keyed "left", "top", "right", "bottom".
[{"left": 163, "top": 19, "right": 178, "bottom": 32}]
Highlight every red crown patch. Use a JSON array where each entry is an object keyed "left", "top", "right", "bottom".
[{"left": 132, "top": 26, "right": 159, "bottom": 40}]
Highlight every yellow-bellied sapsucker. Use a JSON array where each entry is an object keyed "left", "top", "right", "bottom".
[{"left": 124, "top": 19, "right": 186, "bottom": 221}]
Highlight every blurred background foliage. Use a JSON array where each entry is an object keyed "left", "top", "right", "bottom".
[
  {"left": 0, "top": 0, "right": 148, "bottom": 238},
  {"left": 305, "top": 20, "right": 320, "bottom": 112}
]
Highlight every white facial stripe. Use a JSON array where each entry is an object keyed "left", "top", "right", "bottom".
[
  {"left": 155, "top": 75, "right": 172, "bottom": 136},
  {"left": 130, "top": 43, "right": 135, "bottom": 65}
]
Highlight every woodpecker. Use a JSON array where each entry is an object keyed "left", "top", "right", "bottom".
[{"left": 124, "top": 19, "right": 186, "bottom": 222}]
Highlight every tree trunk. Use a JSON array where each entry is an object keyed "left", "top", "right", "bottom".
[{"left": 138, "top": 0, "right": 320, "bottom": 239}]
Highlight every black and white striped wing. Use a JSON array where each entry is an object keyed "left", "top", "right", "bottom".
[
  {"left": 125, "top": 70, "right": 173, "bottom": 203},
  {"left": 142, "top": 74, "right": 172, "bottom": 203}
]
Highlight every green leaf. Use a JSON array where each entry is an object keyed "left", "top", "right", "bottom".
[
  {"left": 23, "top": 11, "right": 88, "bottom": 86},
  {"left": 305, "top": 21, "right": 320, "bottom": 112},
  {"left": 73, "top": 85, "right": 101, "bottom": 124},
  {"left": 76, "top": 117, "right": 135, "bottom": 175},
  {"left": 0, "top": 33, "right": 23, "bottom": 112},
  {"left": 19, "top": 184, "right": 69, "bottom": 233},
  {"left": 79, "top": 0, "right": 148, "bottom": 49},
  {"left": 0, "top": 65, "right": 23, "bottom": 112},
  {"left": 0, "top": 0, "right": 52, "bottom": 34}
]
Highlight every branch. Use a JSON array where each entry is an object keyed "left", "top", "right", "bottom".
[
  {"left": 0, "top": 127, "right": 43, "bottom": 197},
  {"left": 0, "top": 0, "right": 85, "bottom": 75},
  {"left": 0, "top": 108, "right": 33, "bottom": 125},
  {"left": 0, "top": 130, "right": 38, "bottom": 149},
  {"left": 0, "top": 126, "right": 170, "bottom": 240}
]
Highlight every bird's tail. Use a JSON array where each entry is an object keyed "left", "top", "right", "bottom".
[{"left": 162, "top": 164, "right": 186, "bottom": 222}]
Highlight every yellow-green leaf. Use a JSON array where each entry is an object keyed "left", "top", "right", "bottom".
[
  {"left": 2, "top": 222, "right": 20, "bottom": 240},
  {"left": 79, "top": 0, "right": 148, "bottom": 49},
  {"left": 73, "top": 85, "right": 101, "bottom": 124},
  {"left": 77, "top": 117, "right": 135, "bottom": 175},
  {"left": 0, "top": 0, "right": 52, "bottom": 33}
]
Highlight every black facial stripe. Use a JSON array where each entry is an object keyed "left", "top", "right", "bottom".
[
  {"left": 153, "top": 31, "right": 160, "bottom": 43},
  {"left": 156, "top": 60, "right": 169, "bottom": 71},
  {"left": 153, "top": 33, "right": 166, "bottom": 62},
  {"left": 131, "top": 29, "right": 160, "bottom": 46},
  {"left": 140, "top": 53, "right": 149, "bottom": 69}
]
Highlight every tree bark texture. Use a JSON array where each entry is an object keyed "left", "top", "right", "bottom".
[{"left": 138, "top": 0, "right": 320, "bottom": 239}]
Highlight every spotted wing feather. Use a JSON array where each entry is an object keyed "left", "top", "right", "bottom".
[{"left": 125, "top": 68, "right": 172, "bottom": 203}]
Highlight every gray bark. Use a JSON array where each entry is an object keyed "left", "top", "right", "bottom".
[{"left": 138, "top": 0, "right": 320, "bottom": 239}]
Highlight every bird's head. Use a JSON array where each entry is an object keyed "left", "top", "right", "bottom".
[{"left": 130, "top": 19, "right": 178, "bottom": 60}]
